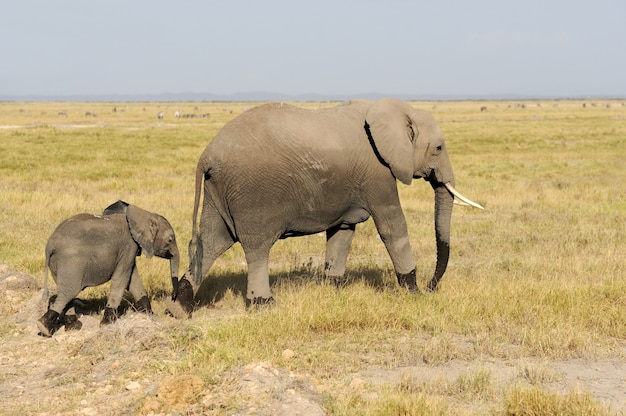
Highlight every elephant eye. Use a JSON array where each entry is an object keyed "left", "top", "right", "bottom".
[{"left": 436, "top": 145, "right": 442, "bottom": 151}]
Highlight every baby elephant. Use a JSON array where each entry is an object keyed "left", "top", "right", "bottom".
[{"left": 37, "top": 201, "right": 180, "bottom": 337}]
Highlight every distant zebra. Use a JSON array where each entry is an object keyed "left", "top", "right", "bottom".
[
  {"left": 157, "top": 112, "right": 164, "bottom": 120},
  {"left": 174, "top": 111, "right": 180, "bottom": 118}
]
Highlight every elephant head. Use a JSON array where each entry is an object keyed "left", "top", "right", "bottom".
[
  {"left": 104, "top": 200, "right": 180, "bottom": 299},
  {"left": 365, "top": 98, "right": 483, "bottom": 291}
]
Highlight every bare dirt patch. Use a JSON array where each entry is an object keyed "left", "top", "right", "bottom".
[{"left": 1, "top": 262, "right": 625, "bottom": 415}]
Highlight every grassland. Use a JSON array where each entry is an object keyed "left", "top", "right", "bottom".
[{"left": 0, "top": 99, "right": 625, "bottom": 415}]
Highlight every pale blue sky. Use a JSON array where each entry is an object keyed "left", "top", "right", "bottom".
[{"left": 1, "top": 0, "right": 624, "bottom": 98}]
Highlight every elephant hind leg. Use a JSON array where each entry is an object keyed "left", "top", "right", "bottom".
[
  {"left": 241, "top": 240, "right": 274, "bottom": 305},
  {"left": 40, "top": 269, "right": 83, "bottom": 336},
  {"left": 63, "top": 314, "right": 83, "bottom": 331},
  {"left": 325, "top": 225, "right": 355, "bottom": 287},
  {"left": 61, "top": 302, "right": 83, "bottom": 331},
  {"left": 37, "top": 310, "right": 60, "bottom": 337},
  {"left": 39, "top": 299, "right": 84, "bottom": 336}
]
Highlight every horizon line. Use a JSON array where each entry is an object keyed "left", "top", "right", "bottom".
[{"left": 1, "top": 91, "right": 625, "bottom": 102}]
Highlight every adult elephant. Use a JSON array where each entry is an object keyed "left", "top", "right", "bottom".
[{"left": 170, "top": 98, "right": 482, "bottom": 317}]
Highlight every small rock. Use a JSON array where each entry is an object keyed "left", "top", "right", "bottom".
[
  {"left": 282, "top": 349, "right": 295, "bottom": 360},
  {"left": 126, "top": 381, "right": 141, "bottom": 391}
]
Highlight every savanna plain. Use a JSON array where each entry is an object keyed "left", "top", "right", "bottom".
[{"left": 0, "top": 99, "right": 625, "bottom": 415}]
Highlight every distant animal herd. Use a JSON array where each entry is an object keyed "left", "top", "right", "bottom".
[{"left": 52, "top": 101, "right": 625, "bottom": 120}]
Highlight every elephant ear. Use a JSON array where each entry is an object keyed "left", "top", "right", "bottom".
[
  {"left": 365, "top": 98, "right": 416, "bottom": 185},
  {"left": 126, "top": 205, "right": 158, "bottom": 259},
  {"left": 103, "top": 200, "right": 129, "bottom": 216}
]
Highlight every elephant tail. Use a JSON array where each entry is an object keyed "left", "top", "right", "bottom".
[
  {"left": 191, "top": 162, "right": 205, "bottom": 238},
  {"left": 189, "top": 160, "right": 208, "bottom": 281}
]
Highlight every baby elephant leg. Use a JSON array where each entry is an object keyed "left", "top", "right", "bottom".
[
  {"left": 38, "top": 277, "right": 82, "bottom": 337},
  {"left": 127, "top": 267, "right": 152, "bottom": 314},
  {"left": 37, "top": 310, "right": 61, "bottom": 337},
  {"left": 101, "top": 266, "right": 134, "bottom": 326},
  {"left": 62, "top": 303, "right": 83, "bottom": 332}
]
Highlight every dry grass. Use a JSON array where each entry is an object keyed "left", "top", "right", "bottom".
[{"left": 1, "top": 99, "right": 625, "bottom": 414}]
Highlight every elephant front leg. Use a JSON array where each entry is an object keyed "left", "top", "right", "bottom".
[
  {"left": 372, "top": 209, "right": 420, "bottom": 293},
  {"left": 396, "top": 269, "right": 418, "bottom": 293},
  {"left": 101, "top": 266, "right": 133, "bottom": 326},
  {"left": 387, "top": 236, "right": 419, "bottom": 294},
  {"left": 127, "top": 267, "right": 152, "bottom": 314},
  {"left": 325, "top": 225, "right": 355, "bottom": 287},
  {"left": 243, "top": 244, "right": 273, "bottom": 307}
]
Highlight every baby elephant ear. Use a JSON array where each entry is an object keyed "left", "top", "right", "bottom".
[
  {"left": 126, "top": 205, "right": 158, "bottom": 258},
  {"left": 365, "top": 98, "right": 415, "bottom": 185},
  {"left": 103, "top": 200, "right": 129, "bottom": 215}
]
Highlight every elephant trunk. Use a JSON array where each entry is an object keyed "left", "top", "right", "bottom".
[
  {"left": 169, "top": 246, "right": 180, "bottom": 301},
  {"left": 427, "top": 183, "right": 454, "bottom": 292}
]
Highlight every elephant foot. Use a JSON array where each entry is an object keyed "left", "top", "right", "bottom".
[
  {"left": 100, "top": 307, "right": 118, "bottom": 326},
  {"left": 396, "top": 269, "right": 420, "bottom": 294},
  {"left": 245, "top": 296, "right": 275, "bottom": 309},
  {"left": 63, "top": 314, "right": 83, "bottom": 332},
  {"left": 37, "top": 310, "right": 60, "bottom": 337},
  {"left": 165, "top": 278, "right": 194, "bottom": 319},
  {"left": 134, "top": 296, "right": 153, "bottom": 314},
  {"left": 326, "top": 275, "right": 346, "bottom": 288}
]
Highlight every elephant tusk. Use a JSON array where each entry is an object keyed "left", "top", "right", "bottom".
[{"left": 445, "top": 182, "right": 484, "bottom": 210}]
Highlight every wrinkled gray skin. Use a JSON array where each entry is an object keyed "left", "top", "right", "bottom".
[
  {"left": 175, "top": 98, "right": 476, "bottom": 314},
  {"left": 37, "top": 201, "right": 179, "bottom": 337}
]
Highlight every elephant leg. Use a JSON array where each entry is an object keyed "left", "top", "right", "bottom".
[
  {"left": 38, "top": 268, "right": 82, "bottom": 336},
  {"left": 127, "top": 267, "right": 152, "bottom": 313},
  {"left": 325, "top": 225, "right": 355, "bottom": 287},
  {"left": 62, "top": 304, "right": 82, "bottom": 332},
  {"left": 48, "top": 274, "right": 82, "bottom": 315},
  {"left": 371, "top": 207, "right": 419, "bottom": 293},
  {"left": 37, "top": 310, "right": 60, "bottom": 337},
  {"left": 241, "top": 240, "right": 273, "bottom": 306},
  {"left": 101, "top": 264, "right": 134, "bottom": 326}
]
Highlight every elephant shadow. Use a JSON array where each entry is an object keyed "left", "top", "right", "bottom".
[
  {"left": 189, "top": 266, "right": 396, "bottom": 308},
  {"left": 193, "top": 271, "right": 248, "bottom": 307},
  {"left": 48, "top": 267, "right": 399, "bottom": 315},
  {"left": 46, "top": 294, "right": 136, "bottom": 318}
]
